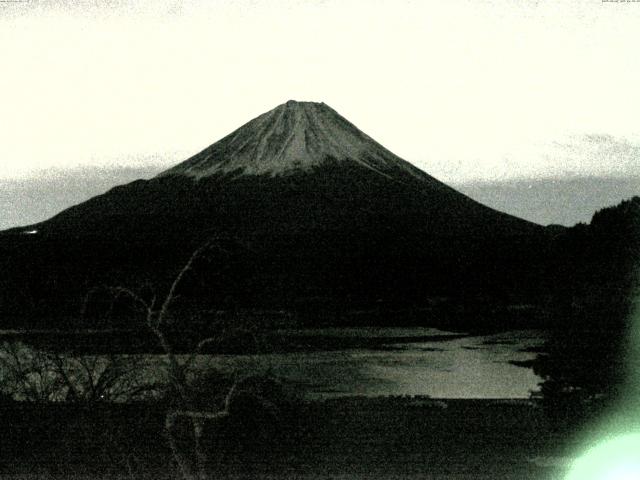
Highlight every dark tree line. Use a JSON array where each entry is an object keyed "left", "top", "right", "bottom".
[{"left": 533, "top": 196, "right": 640, "bottom": 420}]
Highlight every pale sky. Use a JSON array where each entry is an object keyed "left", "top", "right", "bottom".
[{"left": 1, "top": 0, "right": 640, "bottom": 183}]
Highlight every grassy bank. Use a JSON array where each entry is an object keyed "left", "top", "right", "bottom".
[{"left": 0, "top": 397, "right": 576, "bottom": 479}]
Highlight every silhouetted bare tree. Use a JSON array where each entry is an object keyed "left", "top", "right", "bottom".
[{"left": 91, "top": 239, "right": 280, "bottom": 480}]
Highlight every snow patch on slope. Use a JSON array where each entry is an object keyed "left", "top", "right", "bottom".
[{"left": 159, "top": 100, "right": 433, "bottom": 182}]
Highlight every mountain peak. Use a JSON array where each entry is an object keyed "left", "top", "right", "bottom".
[
  {"left": 284, "top": 99, "right": 324, "bottom": 106},
  {"left": 159, "top": 100, "right": 431, "bottom": 180}
]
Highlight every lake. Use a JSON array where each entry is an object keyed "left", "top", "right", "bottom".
[
  {"left": 184, "top": 328, "right": 547, "bottom": 399},
  {"left": 0, "top": 328, "right": 547, "bottom": 400}
]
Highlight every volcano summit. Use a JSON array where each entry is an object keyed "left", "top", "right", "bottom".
[
  {"left": 1, "top": 101, "right": 549, "bottom": 326},
  {"left": 161, "top": 100, "right": 441, "bottom": 182}
]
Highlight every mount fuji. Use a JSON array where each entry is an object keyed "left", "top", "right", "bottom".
[
  {"left": 25, "top": 100, "right": 539, "bottom": 236},
  {"left": 1, "top": 101, "right": 550, "bottom": 326}
]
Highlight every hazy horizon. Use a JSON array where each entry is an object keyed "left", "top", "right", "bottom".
[{"left": 1, "top": 165, "right": 637, "bottom": 230}]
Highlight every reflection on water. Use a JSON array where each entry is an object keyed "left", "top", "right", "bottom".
[
  {"left": 0, "top": 328, "right": 547, "bottom": 400},
  {"left": 188, "top": 329, "right": 547, "bottom": 399}
]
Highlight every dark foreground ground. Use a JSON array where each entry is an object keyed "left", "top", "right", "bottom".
[{"left": 0, "top": 397, "right": 582, "bottom": 479}]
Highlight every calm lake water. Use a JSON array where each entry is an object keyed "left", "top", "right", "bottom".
[
  {"left": 185, "top": 328, "right": 548, "bottom": 399},
  {"left": 0, "top": 328, "right": 547, "bottom": 400}
]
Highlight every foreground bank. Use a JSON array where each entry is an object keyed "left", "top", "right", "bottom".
[{"left": 0, "top": 396, "right": 587, "bottom": 479}]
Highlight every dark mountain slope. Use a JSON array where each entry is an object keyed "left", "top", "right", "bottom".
[
  {"left": 19, "top": 100, "right": 538, "bottom": 239},
  {"left": 0, "top": 101, "right": 551, "bottom": 328}
]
